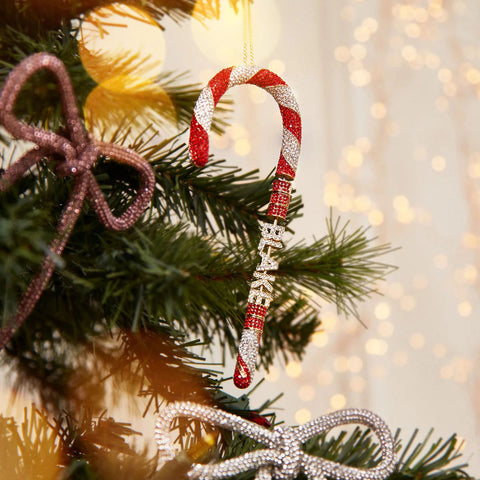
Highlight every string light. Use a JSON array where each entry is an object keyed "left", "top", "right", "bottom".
[
  {"left": 285, "top": 361, "right": 302, "bottom": 378},
  {"left": 458, "top": 301, "right": 472, "bottom": 317},
  {"left": 374, "top": 302, "right": 391, "bottom": 320},
  {"left": 432, "top": 344, "right": 447, "bottom": 358},
  {"left": 295, "top": 408, "right": 312, "bottom": 424},
  {"left": 280, "top": 1, "right": 480, "bottom": 435},
  {"left": 312, "top": 331, "right": 329, "bottom": 347},
  {"left": 409, "top": 333, "right": 426, "bottom": 350},
  {"left": 330, "top": 394, "right": 347, "bottom": 409},
  {"left": 365, "top": 338, "right": 389, "bottom": 356}
]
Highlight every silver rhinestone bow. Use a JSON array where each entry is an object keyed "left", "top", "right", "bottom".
[{"left": 155, "top": 401, "right": 396, "bottom": 480}]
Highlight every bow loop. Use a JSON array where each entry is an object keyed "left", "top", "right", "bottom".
[
  {"left": 155, "top": 402, "right": 396, "bottom": 480},
  {"left": 0, "top": 53, "right": 155, "bottom": 349}
]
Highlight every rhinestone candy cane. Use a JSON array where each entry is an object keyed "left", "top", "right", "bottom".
[
  {"left": 0, "top": 53, "right": 155, "bottom": 349},
  {"left": 189, "top": 65, "right": 301, "bottom": 389},
  {"left": 155, "top": 401, "right": 396, "bottom": 480}
]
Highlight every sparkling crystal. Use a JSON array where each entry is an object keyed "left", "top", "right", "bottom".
[
  {"left": 193, "top": 87, "right": 215, "bottom": 131},
  {"left": 228, "top": 65, "right": 261, "bottom": 88},
  {"left": 281, "top": 129, "right": 301, "bottom": 171},
  {"left": 265, "top": 84, "right": 300, "bottom": 114},
  {"left": 0, "top": 53, "right": 155, "bottom": 349},
  {"left": 155, "top": 402, "right": 396, "bottom": 480}
]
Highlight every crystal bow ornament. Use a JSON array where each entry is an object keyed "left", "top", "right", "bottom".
[
  {"left": 155, "top": 401, "right": 396, "bottom": 480},
  {"left": 0, "top": 53, "right": 155, "bottom": 349}
]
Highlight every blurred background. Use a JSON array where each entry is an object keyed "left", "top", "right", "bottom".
[
  {"left": 2, "top": 0, "right": 479, "bottom": 473},
  {"left": 160, "top": 0, "right": 480, "bottom": 471}
]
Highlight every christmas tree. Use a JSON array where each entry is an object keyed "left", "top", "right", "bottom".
[{"left": 0, "top": 1, "right": 474, "bottom": 479}]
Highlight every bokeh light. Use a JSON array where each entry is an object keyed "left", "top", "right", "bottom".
[
  {"left": 330, "top": 393, "right": 346, "bottom": 409},
  {"left": 80, "top": 3, "right": 177, "bottom": 139},
  {"left": 295, "top": 408, "right": 312, "bottom": 424},
  {"left": 409, "top": 332, "right": 426, "bottom": 349},
  {"left": 80, "top": 3, "right": 165, "bottom": 84},
  {"left": 285, "top": 361, "right": 302, "bottom": 378},
  {"left": 84, "top": 80, "right": 177, "bottom": 139},
  {"left": 191, "top": 0, "right": 281, "bottom": 65}
]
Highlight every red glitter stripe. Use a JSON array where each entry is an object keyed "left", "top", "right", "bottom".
[
  {"left": 279, "top": 105, "right": 302, "bottom": 142},
  {"left": 247, "top": 69, "right": 286, "bottom": 88},
  {"left": 267, "top": 204, "right": 288, "bottom": 219},
  {"left": 234, "top": 356, "right": 251, "bottom": 389},
  {"left": 272, "top": 179, "right": 292, "bottom": 194},
  {"left": 208, "top": 67, "right": 233, "bottom": 104},
  {"left": 275, "top": 155, "right": 296, "bottom": 180},
  {"left": 246, "top": 304, "right": 268, "bottom": 317},
  {"left": 244, "top": 316, "right": 265, "bottom": 330},
  {"left": 189, "top": 115, "right": 210, "bottom": 166},
  {"left": 269, "top": 192, "right": 290, "bottom": 207}
]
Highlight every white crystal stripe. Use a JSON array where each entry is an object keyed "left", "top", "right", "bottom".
[
  {"left": 265, "top": 84, "right": 300, "bottom": 114},
  {"left": 238, "top": 328, "right": 259, "bottom": 380},
  {"left": 228, "top": 65, "right": 261, "bottom": 88},
  {"left": 281, "top": 128, "right": 301, "bottom": 170},
  {"left": 193, "top": 87, "right": 215, "bottom": 131}
]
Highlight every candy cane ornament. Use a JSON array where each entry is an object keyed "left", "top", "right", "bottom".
[{"left": 189, "top": 65, "right": 302, "bottom": 389}]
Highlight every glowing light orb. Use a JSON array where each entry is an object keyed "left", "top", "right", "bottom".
[
  {"left": 84, "top": 78, "right": 177, "bottom": 140},
  {"left": 79, "top": 4, "right": 177, "bottom": 139},
  {"left": 79, "top": 3, "right": 166, "bottom": 84},
  {"left": 191, "top": 0, "right": 281, "bottom": 65}
]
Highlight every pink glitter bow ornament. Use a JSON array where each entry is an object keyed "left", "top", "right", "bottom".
[
  {"left": 0, "top": 53, "right": 155, "bottom": 349},
  {"left": 188, "top": 65, "right": 302, "bottom": 388}
]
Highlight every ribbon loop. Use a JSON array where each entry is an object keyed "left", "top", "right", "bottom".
[
  {"left": 155, "top": 402, "right": 396, "bottom": 480},
  {"left": 0, "top": 53, "right": 155, "bottom": 349}
]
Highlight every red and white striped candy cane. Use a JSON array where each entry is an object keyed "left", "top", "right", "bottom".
[{"left": 189, "top": 65, "right": 302, "bottom": 389}]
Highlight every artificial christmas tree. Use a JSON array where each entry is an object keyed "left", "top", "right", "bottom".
[{"left": 0, "top": 1, "right": 474, "bottom": 479}]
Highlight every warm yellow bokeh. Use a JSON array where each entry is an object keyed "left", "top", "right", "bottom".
[
  {"left": 79, "top": 4, "right": 177, "bottom": 139},
  {"left": 191, "top": 0, "right": 281, "bottom": 65},
  {"left": 79, "top": 3, "right": 166, "bottom": 85},
  {"left": 84, "top": 77, "right": 177, "bottom": 140}
]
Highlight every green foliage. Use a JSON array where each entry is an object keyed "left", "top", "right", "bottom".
[
  {"left": 0, "top": 406, "right": 159, "bottom": 480},
  {"left": 0, "top": 0, "right": 474, "bottom": 478},
  {"left": 199, "top": 427, "right": 472, "bottom": 480},
  {"left": 2, "top": 406, "right": 472, "bottom": 480},
  {"left": 156, "top": 423, "right": 474, "bottom": 480}
]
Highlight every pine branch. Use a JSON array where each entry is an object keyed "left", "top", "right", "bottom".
[
  {"left": 136, "top": 139, "right": 302, "bottom": 242},
  {"left": 0, "top": 24, "right": 229, "bottom": 136},
  {"left": 3, "top": 0, "right": 246, "bottom": 30},
  {"left": 3, "top": 0, "right": 197, "bottom": 30},
  {"left": 0, "top": 406, "right": 61, "bottom": 479},
  {"left": 1, "top": 403, "right": 474, "bottom": 480},
  {"left": 158, "top": 422, "right": 473, "bottom": 480},
  {"left": 0, "top": 405, "right": 160, "bottom": 480},
  {"left": 277, "top": 216, "right": 397, "bottom": 322}
]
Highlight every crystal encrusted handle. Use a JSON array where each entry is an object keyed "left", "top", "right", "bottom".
[{"left": 188, "top": 65, "right": 302, "bottom": 388}]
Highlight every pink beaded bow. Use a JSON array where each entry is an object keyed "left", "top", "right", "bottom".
[
  {"left": 189, "top": 65, "right": 302, "bottom": 388},
  {"left": 0, "top": 53, "right": 155, "bottom": 349}
]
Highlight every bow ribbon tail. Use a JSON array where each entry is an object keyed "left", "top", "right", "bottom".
[
  {"left": 0, "top": 175, "right": 88, "bottom": 349},
  {"left": 190, "top": 450, "right": 278, "bottom": 480},
  {"left": 90, "top": 142, "right": 155, "bottom": 231},
  {"left": 255, "top": 466, "right": 274, "bottom": 480},
  {"left": 0, "top": 148, "right": 45, "bottom": 191}
]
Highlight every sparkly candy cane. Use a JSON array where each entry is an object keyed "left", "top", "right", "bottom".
[{"left": 189, "top": 65, "right": 302, "bottom": 388}]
